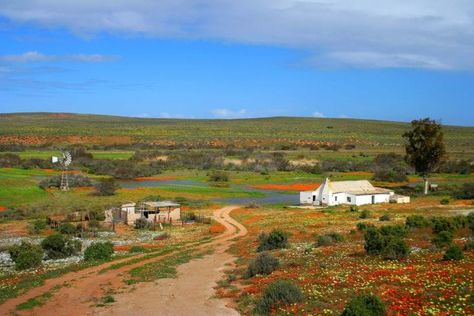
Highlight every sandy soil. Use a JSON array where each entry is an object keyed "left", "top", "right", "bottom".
[
  {"left": 0, "top": 206, "right": 245, "bottom": 316},
  {"left": 97, "top": 205, "right": 245, "bottom": 316}
]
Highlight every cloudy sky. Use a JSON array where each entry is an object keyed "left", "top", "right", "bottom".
[{"left": 0, "top": 1, "right": 473, "bottom": 125}]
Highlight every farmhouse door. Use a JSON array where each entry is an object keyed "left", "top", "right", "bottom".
[{"left": 371, "top": 196, "right": 375, "bottom": 204}]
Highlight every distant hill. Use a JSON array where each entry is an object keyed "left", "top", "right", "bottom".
[{"left": 0, "top": 112, "right": 473, "bottom": 151}]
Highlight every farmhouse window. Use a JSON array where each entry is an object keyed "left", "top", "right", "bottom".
[
  {"left": 335, "top": 196, "right": 338, "bottom": 201},
  {"left": 347, "top": 197, "right": 351, "bottom": 202}
]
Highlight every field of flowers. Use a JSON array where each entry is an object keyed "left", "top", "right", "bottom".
[{"left": 226, "top": 203, "right": 474, "bottom": 315}]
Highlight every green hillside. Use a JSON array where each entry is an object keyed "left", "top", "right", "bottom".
[{"left": 0, "top": 113, "right": 472, "bottom": 153}]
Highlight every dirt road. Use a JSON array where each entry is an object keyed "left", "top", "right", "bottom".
[{"left": 0, "top": 206, "right": 246, "bottom": 315}]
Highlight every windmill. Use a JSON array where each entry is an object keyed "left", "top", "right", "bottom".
[{"left": 52, "top": 151, "right": 72, "bottom": 191}]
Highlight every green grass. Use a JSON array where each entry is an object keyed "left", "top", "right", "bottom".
[
  {"left": 16, "top": 291, "right": 53, "bottom": 310},
  {"left": 89, "top": 150, "right": 134, "bottom": 160}
]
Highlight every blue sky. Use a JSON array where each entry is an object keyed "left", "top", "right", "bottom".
[{"left": 0, "top": 1, "right": 473, "bottom": 126}]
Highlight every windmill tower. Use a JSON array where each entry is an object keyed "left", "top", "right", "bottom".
[{"left": 52, "top": 151, "right": 72, "bottom": 191}]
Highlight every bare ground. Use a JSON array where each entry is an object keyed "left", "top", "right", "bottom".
[{"left": 0, "top": 206, "right": 245, "bottom": 316}]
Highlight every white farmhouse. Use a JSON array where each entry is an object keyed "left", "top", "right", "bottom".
[{"left": 300, "top": 178, "right": 409, "bottom": 206}]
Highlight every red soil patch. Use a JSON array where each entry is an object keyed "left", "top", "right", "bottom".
[
  {"left": 209, "top": 223, "right": 226, "bottom": 234},
  {"left": 134, "top": 176, "right": 178, "bottom": 181},
  {"left": 250, "top": 183, "right": 320, "bottom": 191},
  {"left": 0, "top": 206, "right": 7, "bottom": 212}
]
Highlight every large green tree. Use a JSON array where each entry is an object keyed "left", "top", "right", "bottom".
[{"left": 403, "top": 118, "right": 446, "bottom": 194}]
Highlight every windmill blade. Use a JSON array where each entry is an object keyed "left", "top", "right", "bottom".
[{"left": 63, "top": 151, "right": 72, "bottom": 166}]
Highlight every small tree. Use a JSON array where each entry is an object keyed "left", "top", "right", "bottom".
[
  {"left": 443, "top": 244, "right": 464, "bottom": 261},
  {"left": 403, "top": 118, "right": 446, "bottom": 194},
  {"left": 94, "top": 178, "right": 119, "bottom": 196}
]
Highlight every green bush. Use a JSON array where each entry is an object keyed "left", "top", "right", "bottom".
[
  {"left": 257, "top": 230, "right": 289, "bottom": 252},
  {"left": 359, "top": 210, "right": 371, "bottom": 219},
  {"left": 255, "top": 280, "right": 303, "bottom": 314},
  {"left": 432, "top": 231, "right": 453, "bottom": 248},
  {"left": 246, "top": 252, "right": 280, "bottom": 278},
  {"left": 129, "top": 246, "right": 147, "bottom": 253},
  {"left": 208, "top": 170, "right": 229, "bottom": 182},
  {"left": 58, "top": 222, "right": 77, "bottom": 235},
  {"left": 440, "top": 198, "right": 450, "bottom": 205},
  {"left": 431, "top": 217, "right": 458, "bottom": 234},
  {"left": 341, "top": 294, "right": 386, "bottom": 316},
  {"left": 41, "top": 234, "right": 82, "bottom": 259},
  {"left": 405, "top": 215, "right": 430, "bottom": 228},
  {"left": 379, "top": 225, "right": 407, "bottom": 238},
  {"left": 443, "top": 245, "right": 464, "bottom": 261},
  {"left": 316, "top": 232, "right": 344, "bottom": 247},
  {"left": 28, "top": 219, "right": 47, "bottom": 234},
  {"left": 349, "top": 205, "right": 359, "bottom": 212},
  {"left": 84, "top": 242, "right": 114, "bottom": 261},
  {"left": 94, "top": 178, "right": 119, "bottom": 196},
  {"left": 364, "top": 226, "right": 410, "bottom": 260},
  {"left": 381, "top": 239, "right": 410, "bottom": 260},
  {"left": 134, "top": 218, "right": 151, "bottom": 230},
  {"left": 8, "top": 242, "right": 44, "bottom": 270},
  {"left": 356, "top": 223, "right": 375, "bottom": 231},
  {"left": 379, "top": 214, "right": 391, "bottom": 222},
  {"left": 454, "top": 183, "right": 474, "bottom": 199}
]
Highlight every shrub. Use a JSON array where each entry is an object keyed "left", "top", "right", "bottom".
[
  {"left": 39, "top": 174, "right": 92, "bottom": 190},
  {"left": 359, "top": 210, "right": 371, "bottom": 219},
  {"left": 454, "top": 183, "right": 474, "bottom": 199},
  {"left": 379, "top": 225, "right": 407, "bottom": 238},
  {"left": 356, "top": 223, "right": 375, "bottom": 231},
  {"left": 246, "top": 252, "right": 280, "bottom": 278},
  {"left": 41, "top": 234, "right": 82, "bottom": 259},
  {"left": 364, "top": 226, "right": 410, "bottom": 260},
  {"left": 94, "top": 178, "right": 119, "bottom": 196},
  {"left": 58, "top": 222, "right": 77, "bottom": 235},
  {"left": 182, "top": 212, "right": 197, "bottom": 222},
  {"left": 432, "top": 231, "right": 453, "bottom": 248},
  {"left": 255, "top": 280, "right": 303, "bottom": 314},
  {"left": 84, "top": 242, "right": 114, "bottom": 261},
  {"left": 443, "top": 245, "right": 464, "bottom": 261},
  {"left": 349, "top": 205, "right": 359, "bottom": 212},
  {"left": 379, "top": 214, "right": 391, "bottom": 221},
  {"left": 257, "top": 230, "right": 289, "bottom": 252},
  {"left": 406, "top": 215, "right": 430, "bottom": 228},
  {"left": 208, "top": 170, "right": 229, "bottom": 182},
  {"left": 129, "top": 246, "right": 147, "bottom": 253},
  {"left": 364, "top": 228, "right": 384, "bottom": 255},
  {"left": 440, "top": 198, "right": 450, "bottom": 205},
  {"left": 88, "top": 209, "right": 106, "bottom": 221},
  {"left": 341, "top": 294, "right": 386, "bottom": 316},
  {"left": 134, "top": 218, "right": 151, "bottom": 230},
  {"left": 316, "top": 232, "right": 344, "bottom": 247},
  {"left": 373, "top": 168, "right": 408, "bottom": 183},
  {"left": 8, "top": 242, "right": 44, "bottom": 270},
  {"left": 381, "top": 239, "right": 410, "bottom": 260},
  {"left": 28, "top": 219, "right": 47, "bottom": 234},
  {"left": 431, "top": 217, "right": 457, "bottom": 234}
]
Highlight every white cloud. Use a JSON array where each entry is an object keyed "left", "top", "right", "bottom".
[
  {"left": 0, "top": 51, "right": 119, "bottom": 63},
  {"left": 0, "top": 1, "right": 473, "bottom": 70},
  {"left": 211, "top": 108, "right": 247, "bottom": 118},
  {"left": 312, "top": 111, "right": 324, "bottom": 118}
]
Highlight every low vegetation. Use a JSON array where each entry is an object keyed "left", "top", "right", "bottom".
[
  {"left": 257, "top": 230, "right": 289, "bottom": 252},
  {"left": 84, "top": 242, "right": 114, "bottom": 261},
  {"left": 255, "top": 280, "right": 303, "bottom": 314},
  {"left": 246, "top": 252, "right": 280, "bottom": 278}
]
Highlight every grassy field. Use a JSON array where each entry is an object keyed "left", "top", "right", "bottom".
[{"left": 1, "top": 113, "right": 473, "bottom": 156}]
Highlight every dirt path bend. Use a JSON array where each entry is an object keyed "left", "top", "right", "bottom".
[
  {"left": 0, "top": 206, "right": 245, "bottom": 316},
  {"left": 97, "top": 205, "right": 246, "bottom": 316}
]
